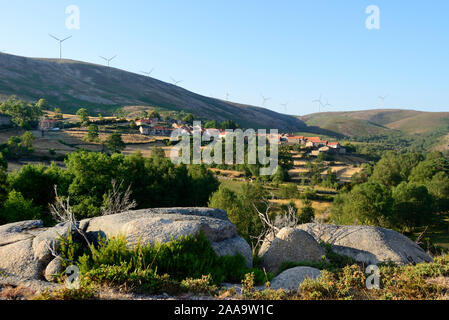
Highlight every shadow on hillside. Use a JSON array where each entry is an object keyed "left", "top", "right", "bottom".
[{"left": 302, "top": 125, "right": 346, "bottom": 138}]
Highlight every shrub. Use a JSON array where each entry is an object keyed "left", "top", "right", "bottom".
[
  {"left": 0, "top": 190, "right": 41, "bottom": 224},
  {"left": 34, "top": 286, "right": 98, "bottom": 300},
  {"left": 298, "top": 198, "right": 315, "bottom": 224},
  {"left": 278, "top": 184, "right": 299, "bottom": 199},
  {"left": 68, "top": 233, "right": 267, "bottom": 294}
]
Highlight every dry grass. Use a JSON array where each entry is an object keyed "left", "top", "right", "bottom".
[
  {"left": 209, "top": 168, "right": 244, "bottom": 178},
  {"left": 0, "top": 285, "right": 36, "bottom": 300},
  {"left": 271, "top": 199, "right": 331, "bottom": 215}
]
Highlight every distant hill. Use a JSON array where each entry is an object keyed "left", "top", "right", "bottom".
[
  {"left": 0, "top": 53, "right": 306, "bottom": 131},
  {"left": 300, "top": 109, "right": 449, "bottom": 137}
]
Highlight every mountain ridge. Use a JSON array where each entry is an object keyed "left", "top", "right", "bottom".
[
  {"left": 0, "top": 52, "right": 306, "bottom": 131},
  {"left": 299, "top": 109, "right": 449, "bottom": 137}
]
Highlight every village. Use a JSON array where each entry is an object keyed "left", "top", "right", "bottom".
[{"left": 131, "top": 116, "right": 347, "bottom": 157}]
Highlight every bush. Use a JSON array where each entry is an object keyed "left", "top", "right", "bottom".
[
  {"left": 331, "top": 182, "right": 393, "bottom": 227},
  {"left": 298, "top": 198, "right": 315, "bottom": 224},
  {"left": 70, "top": 233, "right": 267, "bottom": 293},
  {"left": 278, "top": 183, "right": 299, "bottom": 199},
  {"left": 0, "top": 190, "right": 41, "bottom": 224}
]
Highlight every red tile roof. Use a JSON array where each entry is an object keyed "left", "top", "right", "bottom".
[{"left": 306, "top": 137, "right": 322, "bottom": 142}]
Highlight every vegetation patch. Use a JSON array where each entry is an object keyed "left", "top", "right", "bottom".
[{"left": 57, "top": 233, "right": 269, "bottom": 296}]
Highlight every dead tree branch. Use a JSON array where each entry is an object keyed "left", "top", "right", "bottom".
[{"left": 101, "top": 179, "right": 137, "bottom": 216}]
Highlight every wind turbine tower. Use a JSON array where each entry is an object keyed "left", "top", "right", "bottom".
[
  {"left": 313, "top": 95, "right": 323, "bottom": 113},
  {"left": 261, "top": 94, "right": 271, "bottom": 107},
  {"left": 49, "top": 34, "right": 72, "bottom": 59},
  {"left": 323, "top": 99, "right": 332, "bottom": 111},
  {"left": 379, "top": 95, "right": 388, "bottom": 108}
]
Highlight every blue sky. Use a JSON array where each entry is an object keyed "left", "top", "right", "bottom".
[{"left": 1, "top": 0, "right": 448, "bottom": 115}]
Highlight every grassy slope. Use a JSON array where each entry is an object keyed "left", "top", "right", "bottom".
[
  {"left": 300, "top": 109, "right": 449, "bottom": 138},
  {"left": 386, "top": 112, "right": 449, "bottom": 134},
  {"left": 300, "top": 113, "right": 392, "bottom": 137},
  {"left": 0, "top": 53, "right": 306, "bottom": 131}
]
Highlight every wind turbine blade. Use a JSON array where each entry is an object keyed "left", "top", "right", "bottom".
[
  {"left": 99, "top": 56, "right": 107, "bottom": 61},
  {"left": 110, "top": 55, "right": 117, "bottom": 61},
  {"left": 49, "top": 34, "right": 60, "bottom": 41},
  {"left": 61, "top": 36, "right": 72, "bottom": 42}
]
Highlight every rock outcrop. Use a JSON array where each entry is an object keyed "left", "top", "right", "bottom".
[
  {"left": 296, "top": 223, "right": 432, "bottom": 265},
  {"left": 258, "top": 227, "right": 325, "bottom": 274},
  {"left": 0, "top": 208, "right": 253, "bottom": 284},
  {"left": 270, "top": 266, "right": 321, "bottom": 291},
  {"left": 81, "top": 208, "right": 252, "bottom": 266}
]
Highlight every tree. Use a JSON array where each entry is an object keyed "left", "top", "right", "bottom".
[
  {"left": 87, "top": 124, "right": 99, "bottom": 142},
  {"left": 0, "top": 191, "right": 41, "bottom": 224},
  {"left": 148, "top": 110, "right": 160, "bottom": 119},
  {"left": 21, "top": 131, "right": 34, "bottom": 149},
  {"left": 298, "top": 198, "right": 315, "bottom": 224},
  {"left": 0, "top": 96, "right": 42, "bottom": 129},
  {"left": 208, "top": 186, "right": 240, "bottom": 217},
  {"left": 140, "top": 110, "right": 149, "bottom": 119},
  {"left": 307, "top": 161, "right": 324, "bottom": 186},
  {"left": 7, "top": 163, "right": 70, "bottom": 224},
  {"left": 0, "top": 166, "right": 8, "bottom": 210},
  {"left": 54, "top": 107, "right": 63, "bottom": 119},
  {"left": 204, "top": 120, "right": 219, "bottom": 128},
  {"left": 331, "top": 182, "right": 393, "bottom": 227},
  {"left": 187, "top": 164, "right": 219, "bottom": 206},
  {"left": 0, "top": 153, "right": 7, "bottom": 171},
  {"left": 183, "top": 113, "right": 194, "bottom": 124},
  {"left": 208, "top": 182, "right": 268, "bottom": 247},
  {"left": 392, "top": 182, "right": 434, "bottom": 231},
  {"left": 271, "top": 166, "right": 286, "bottom": 183},
  {"left": 220, "top": 120, "right": 239, "bottom": 130},
  {"left": 0, "top": 132, "right": 35, "bottom": 158},
  {"left": 105, "top": 133, "right": 126, "bottom": 153},
  {"left": 322, "top": 167, "right": 338, "bottom": 189},
  {"left": 370, "top": 152, "right": 423, "bottom": 187},
  {"left": 37, "top": 98, "right": 50, "bottom": 110},
  {"left": 426, "top": 171, "right": 449, "bottom": 212},
  {"left": 76, "top": 108, "right": 90, "bottom": 126},
  {"left": 278, "top": 145, "right": 294, "bottom": 170},
  {"left": 409, "top": 153, "right": 449, "bottom": 184},
  {"left": 151, "top": 146, "right": 166, "bottom": 159},
  {"left": 278, "top": 183, "right": 299, "bottom": 199}
]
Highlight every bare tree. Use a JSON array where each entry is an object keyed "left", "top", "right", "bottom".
[
  {"left": 251, "top": 195, "right": 299, "bottom": 254},
  {"left": 101, "top": 179, "right": 137, "bottom": 216},
  {"left": 49, "top": 185, "right": 94, "bottom": 254}
]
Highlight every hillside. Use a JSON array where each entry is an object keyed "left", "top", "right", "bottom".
[
  {"left": 0, "top": 53, "right": 306, "bottom": 131},
  {"left": 300, "top": 109, "right": 449, "bottom": 137}
]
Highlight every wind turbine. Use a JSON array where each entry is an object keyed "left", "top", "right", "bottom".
[
  {"left": 49, "top": 34, "right": 72, "bottom": 59},
  {"left": 100, "top": 55, "right": 117, "bottom": 67},
  {"left": 141, "top": 68, "right": 155, "bottom": 77},
  {"left": 281, "top": 102, "right": 289, "bottom": 113},
  {"left": 261, "top": 94, "right": 271, "bottom": 107},
  {"left": 226, "top": 92, "right": 230, "bottom": 101},
  {"left": 378, "top": 95, "right": 388, "bottom": 108},
  {"left": 323, "top": 99, "right": 333, "bottom": 111},
  {"left": 313, "top": 95, "right": 324, "bottom": 113},
  {"left": 170, "top": 77, "right": 183, "bottom": 86}
]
